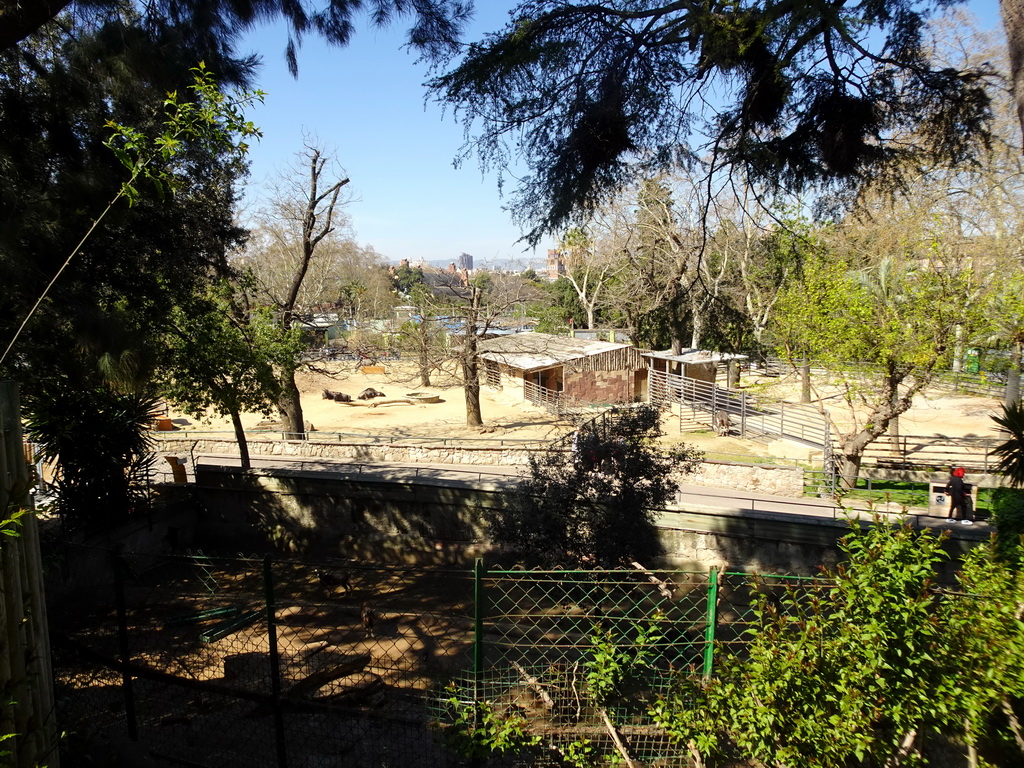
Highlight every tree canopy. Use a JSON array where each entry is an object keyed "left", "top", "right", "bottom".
[
  {"left": 0, "top": 0, "right": 470, "bottom": 72},
  {"left": 429, "top": 0, "right": 994, "bottom": 242}
]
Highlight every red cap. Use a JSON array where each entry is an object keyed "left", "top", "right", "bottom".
[{"left": 953, "top": 467, "right": 965, "bottom": 477}]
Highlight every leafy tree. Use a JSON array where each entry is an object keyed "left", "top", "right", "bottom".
[
  {"left": 993, "top": 401, "right": 1024, "bottom": 489},
  {"left": 530, "top": 276, "right": 586, "bottom": 334},
  {"left": 653, "top": 520, "right": 1024, "bottom": 767},
  {"left": 491, "top": 405, "right": 702, "bottom": 567},
  {"left": 982, "top": 273, "right": 1024, "bottom": 408},
  {"left": 24, "top": 387, "right": 160, "bottom": 528},
  {"left": 1, "top": 0, "right": 470, "bottom": 67},
  {"left": 1, "top": 34, "right": 261, "bottom": 522},
  {"left": 429, "top": 1, "right": 993, "bottom": 242},
  {"left": 771, "top": 248, "right": 971, "bottom": 488},
  {"left": 389, "top": 260, "right": 427, "bottom": 296},
  {"left": 158, "top": 281, "right": 303, "bottom": 469},
  {"left": 443, "top": 519, "right": 1024, "bottom": 768}
]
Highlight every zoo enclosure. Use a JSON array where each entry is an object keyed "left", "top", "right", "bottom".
[{"left": 53, "top": 549, "right": 821, "bottom": 768}]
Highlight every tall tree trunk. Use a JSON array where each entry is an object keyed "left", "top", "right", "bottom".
[
  {"left": 418, "top": 350, "right": 432, "bottom": 388},
  {"left": 801, "top": 353, "right": 811, "bottom": 404},
  {"left": 1006, "top": 340, "right": 1022, "bottom": 409},
  {"left": 229, "top": 408, "right": 251, "bottom": 470},
  {"left": 463, "top": 288, "right": 483, "bottom": 426},
  {"left": 463, "top": 356, "right": 482, "bottom": 426},
  {"left": 277, "top": 374, "right": 305, "bottom": 438},
  {"left": 838, "top": 451, "right": 863, "bottom": 491},
  {"left": 586, "top": 304, "right": 596, "bottom": 329},
  {"left": 889, "top": 382, "right": 901, "bottom": 456},
  {"left": 1002, "top": 0, "right": 1024, "bottom": 143}
]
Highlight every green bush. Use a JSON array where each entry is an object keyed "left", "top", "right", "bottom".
[{"left": 991, "top": 487, "right": 1024, "bottom": 566}]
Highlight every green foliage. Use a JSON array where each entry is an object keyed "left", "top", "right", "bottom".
[
  {"left": 0, "top": 508, "right": 28, "bottom": 538},
  {"left": 2, "top": 26, "right": 263, "bottom": 525},
  {"left": 947, "top": 541, "right": 1024, "bottom": 760},
  {"left": 440, "top": 617, "right": 667, "bottom": 766},
  {"left": 652, "top": 520, "right": 1024, "bottom": 767},
  {"left": 993, "top": 402, "right": 1024, "bottom": 488},
  {"left": 158, "top": 281, "right": 300, "bottom": 425},
  {"left": 586, "top": 615, "right": 665, "bottom": 706},
  {"left": 492, "top": 405, "right": 702, "bottom": 567},
  {"left": 439, "top": 683, "right": 541, "bottom": 759},
  {"left": 531, "top": 277, "right": 587, "bottom": 333},
  {"left": 104, "top": 62, "right": 263, "bottom": 206},
  {"left": 444, "top": 523, "right": 1024, "bottom": 767},
  {"left": 390, "top": 262, "right": 427, "bottom": 296},
  {"left": 24, "top": 387, "right": 160, "bottom": 528},
  {"left": 990, "top": 486, "right": 1024, "bottom": 567}
]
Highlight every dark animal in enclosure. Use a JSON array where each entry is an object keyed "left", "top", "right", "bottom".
[
  {"left": 361, "top": 601, "right": 375, "bottom": 638},
  {"left": 322, "top": 389, "right": 352, "bottom": 402},
  {"left": 358, "top": 388, "right": 386, "bottom": 400},
  {"left": 315, "top": 568, "right": 351, "bottom": 597},
  {"left": 713, "top": 409, "right": 731, "bottom": 436}
]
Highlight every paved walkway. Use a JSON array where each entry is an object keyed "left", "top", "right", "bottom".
[{"left": 186, "top": 453, "right": 989, "bottom": 536}]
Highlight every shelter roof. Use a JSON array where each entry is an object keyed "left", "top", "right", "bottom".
[
  {"left": 478, "top": 332, "right": 631, "bottom": 372},
  {"left": 642, "top": 349, "right": 749, "bottom": 364}
]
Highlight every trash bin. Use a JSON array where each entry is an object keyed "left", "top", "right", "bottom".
[
  {"left": 929, "top": 478, "right": 980, "bottom": 519},
  {"left": 929, "top": 482, "right": 949, "bottom": 517}
]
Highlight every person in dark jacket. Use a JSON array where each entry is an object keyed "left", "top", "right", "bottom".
[{"left": 945, "top": 467, "right": 973, "bottom": 525}]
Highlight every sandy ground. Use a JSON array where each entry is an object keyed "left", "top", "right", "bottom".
[
  {"left": 166, "top": 362, "right": 1006, "bottom": 460},
  {"left": 169, "top": 361, "right": 578, "bottom": 443}
]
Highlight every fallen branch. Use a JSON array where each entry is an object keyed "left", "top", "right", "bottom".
[
  {"left": 598, "top": 707, "right": 638, "bottom": 768},
  {"left": 687, "top": 739, "right": 705, "bottom": 768},
  {"left": 512, "top": 661, "right": 554, "bottom": 709},
  {"left": 630, "top": 561, "right": 676, "bottom": 599}
]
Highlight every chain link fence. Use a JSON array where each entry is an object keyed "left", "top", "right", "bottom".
[
  {"left": 51, "top": 546, "right": 475, "bottom": 768},
  {"left": 50, "top": 547, "right": 833, "bottom": 767}
]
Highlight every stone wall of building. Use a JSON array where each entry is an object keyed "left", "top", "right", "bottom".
[{"left": 564, "top": 369, "right": 632, "bottom": 403}]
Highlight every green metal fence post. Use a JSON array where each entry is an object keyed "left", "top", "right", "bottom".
[
  {"left": 471, "top": 558, "right": 488, "bottom": 768},
  {"left": 473, "top": 557, "right": 487, "bottom": 698},
  {"left": 263, "top": 555, "right": 288, "bottom": 768},
  {"left": 702, "top": 567, "right": 719, "bottom": 678}
]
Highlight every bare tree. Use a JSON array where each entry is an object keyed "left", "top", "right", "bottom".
[
  {"left": 243, "top": 141, "right": 351, "bottom": 436},
  {"left": 555, "top": 227, "right": 623, "bottom": 329},
  {"left": 392, "top": 267, "right": 540, "bottom": 427}
]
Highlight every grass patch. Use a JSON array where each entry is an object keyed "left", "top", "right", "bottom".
[
  {"left": 835, "top": 479, "right": 998, "bottom": 516},
  {"left": 841, "top": 479, "right": 930, "bottom": 508}
]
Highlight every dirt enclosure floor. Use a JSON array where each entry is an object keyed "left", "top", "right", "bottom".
[{"left": 165, "top": 361, "right": 1007, "bottom": 463}]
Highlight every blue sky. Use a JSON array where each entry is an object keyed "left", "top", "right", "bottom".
[
  {"left": 238, "top": 3, "right": 549, "bottom": 269},
  {"left": 237, "top": 0, "right": 1003, "bottom": 269}
]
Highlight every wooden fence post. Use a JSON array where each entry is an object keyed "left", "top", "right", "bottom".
[{"left": 0, "top": 381, "right": 59, "bottom": 768}]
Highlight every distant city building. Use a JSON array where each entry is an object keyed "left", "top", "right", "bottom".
[
  {"left": 457, "top": 252, "right": 474, "bottom": 271},
  {"left": 546, "top": 249, "right": 566, "bottom": 280}
]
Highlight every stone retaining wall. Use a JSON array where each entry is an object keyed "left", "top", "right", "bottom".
[
  {"left": 156, "top": 437, "right": 806, "bottom": 497},
  {"left": 190, "top": 465, "right": 982, "bottom": 576},
  {"left": 687, "top": 461, "right": 804, "bottom": 497}
]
